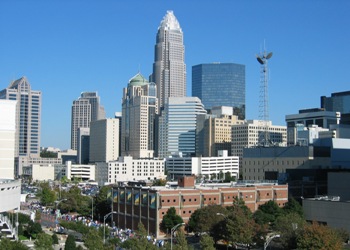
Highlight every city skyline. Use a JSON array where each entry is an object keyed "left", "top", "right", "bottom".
[{"left": 1, "top": 1, "right": 350, "bottom": 150}]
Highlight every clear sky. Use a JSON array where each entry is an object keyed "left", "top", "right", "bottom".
[{"left": 1, "top": 0, "right": 349, "bottom": 150}]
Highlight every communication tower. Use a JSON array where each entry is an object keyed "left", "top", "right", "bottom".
[{"left": 256, "top": 47, "right": 273, "bottom": 147}]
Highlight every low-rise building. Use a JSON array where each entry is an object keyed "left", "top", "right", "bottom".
[{"left": 112, "top": 176, "right": 288, "bottom": 237}]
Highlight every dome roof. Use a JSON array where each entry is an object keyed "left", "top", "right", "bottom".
[{"left": 129, "top": 73, "right": 148, "bottom": 86}]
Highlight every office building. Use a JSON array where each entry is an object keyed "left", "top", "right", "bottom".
[
  {"left": 321, "top": 91, "right": 350, "bottom": 124},
  {"left": 108, "top": 156, "right": 165, "bottom": 184},
  {"left": 158, "top": 97, "right": 207, "bottom": 159},
  {"left": 192, "top": 63, "right": 246, "bottom": 119},
  {"left": 196, "top": 106, "right": 245, "bottom": 157},
  {"left": 166, "top": 150, "right": 239, "bottom": 180},
  {"left": 285, "top": 108, "right": 340, "bottom": 146},
  {"left": 121, "top": 73, "right": 158, "bottom": 159},
  {"left": 231, "top": 120, "right": 287, "bottom": 169},
  {"left": 90, "top": 118, "right": 119, "bottom": 163},
  {"left": 0, "top": 77, "right": 41, "bottom": 158},
  {"left": 112, "top": 176, "right": 288, "bottom": 237},
  {"left": 71, "top": 92, "right": 105, "bottom": 150},
  {"left": 151, "top": 10, "right": 186, "bottom": 111},
  {"left": 77, "top": 128, "right": 90, "bottom": 164},
  {"left": 0, "top": 100, "right": 16, "bottom": 179}
]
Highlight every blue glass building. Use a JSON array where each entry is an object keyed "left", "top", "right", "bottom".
[
  {"left": 321, "top": 91, "right": 350, "bottom": 124},
  {"left": 192, "top": 63, "right": 245, "bottom": 119}
]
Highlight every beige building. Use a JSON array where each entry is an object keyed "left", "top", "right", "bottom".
[
  {"left": 90, "top": 118, "right": 120, "bottom": 163},
  {"left": 197, "top": 106, "right": 244, "bottom": 157},
  {"left": 121, "top": 73, "right": 158, "bottom": 159},
  {"left": 231, "top": 120, "right": 287, "bottom": 169}
]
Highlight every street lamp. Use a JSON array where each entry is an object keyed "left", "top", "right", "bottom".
[
  {"left": 264, "top": 233, "right": 280, "bottom": 250},
  {"left": 171, "top": 222, "right": 185, "bottom": 250},
  {"left": 103, "top": 211, "right": 117, "bottom": 244}
]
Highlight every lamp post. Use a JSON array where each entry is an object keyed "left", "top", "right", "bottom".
[
  {"left": 103, "top": 211, "right": 117, "bottom": 244},
  {"left": 264, "top": 233, "right": 280, "bottom": 250},
  {"left": 171, "top": 222, "right": 185, "bottom": 250}
]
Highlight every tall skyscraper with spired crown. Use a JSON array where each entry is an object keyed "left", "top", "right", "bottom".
[{"left": 151, "top": 10, "right": 186, "bottom": 112}]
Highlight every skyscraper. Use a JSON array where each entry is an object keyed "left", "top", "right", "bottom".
[
  {"left": 158, "top": 97, "right": 207, "bottom": 158},
  {"left": 321, "top": 91, "right": 350, "bottom": 124},
  {"left": 121, "top": 73, "right": 158, "bottom": 159},
  {"left": 71, "top": 92, "right": 105, "bottom": 150},
  {"left": 151, "top": 10, "right": 186, "bottom": 111},
  {"left": 0, "top": 77, "right": 41, "bottom": 157},
  {"left": 192, "top": 63, "right": 246, "bottom": 119}
]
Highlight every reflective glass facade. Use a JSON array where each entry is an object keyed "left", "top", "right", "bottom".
[
  {"left": 192, "top": 63, "right": 245, "bottom": 119},
  {"left": 321, "top": 91, "right": 350, "bottom": 114}
]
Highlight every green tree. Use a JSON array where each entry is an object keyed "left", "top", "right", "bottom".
[
  {"left": 0, "top": 238, "right": 29, "bottom": 250},
  {"left": 153, "top": 178, "right": 167, "bottom": 186},
  {"left": 274, "top": 212, "right": 305, "bottom": 249},
  {"left": 200, "top": 234, "right": 216, "bottom": 250},
  {"left": 83, "top": 229, "right": 104, "bottom": 250},
  {"left": 160, "top": 207, "right": 183, "bottom": 234},
  {"left": 297, "top": 222, "right": 343, "bottom": 250},
  {"left": 26, "top": 221, "right": 43, "bottom": 238},
  {"left": 224, "top": 171, "right": 236, "bottom": 182},
  {"left": 173, "top": 229, "right": 189, "bottom": 250},
  {"left": 34, "top": 232, "right": 53, "bottom": 250},
  {"left": 95, "top": 186, "right": 112, "bottom": 221},
  {"left": 52, "top": 233, "right": 59, "bottom": 244},
  {"left": 283, "top": 197, "right": 304, "bottom": 217},
  {"left": 40, "top": 150, "right": 57, "bottom": 158},
  {"left": 188, "top": 204, "right": 227, "bottom": 233},
  {"left": 65, "top": 234, "right": 77, "bottom": 250},
  {"left": 254, "top": 200, "right": 282, "bottom": 226},
  {"left": 38, "top": 182, "right": 56, "bottom": 206}
]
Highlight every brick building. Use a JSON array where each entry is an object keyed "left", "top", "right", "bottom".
[{"left": 112, "top": 176, "right": 288, "bottom": 237}]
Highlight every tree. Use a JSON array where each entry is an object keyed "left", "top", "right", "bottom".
[
  {"left": 283, "top": 197, "right": 304, "bottom": 217},
  {"left": 52, "top": 233, "right": 59, "bottom": 244},
  {"left": 160, "top": 207, "right": 183, "bottom": 234},
  {"left": 173, "top": 229, "right": 189, "bottom": 250},
  {"left": 95, "top": 185, "right": 112, "bottom": 221},
  {"left": 254, "top": 200, "right": 282, "bottom": 226},
  {"left": 65, "top": 234, "right": 77, "bottom": 250},
  {"left": 40, "top": 150, "right": 57, "bottom": 158},
  {"left": 83, "top": 229, "right": 104, "bottom": 250},
  {"left": 224, "top": 172, "right": 236, "bottom": 182},
  {"left": 274, "top": 212, "right": 305, "bottom": 249},
  {"left": 38, "top": 182, "right": 56, "bottom": 206},
  {"left": 26, "top": 221, "right": 42, "bottom": 238},
  {"left": 153, "top": 178, "right": 167, "bottom": 186},
  {"left": 188, "top": 204, "right": 227, "bottom": 233},
  {"left": 34, "top": 232, "right": 53, "bottom": 250},
  {"left": 200, "top": 234, "right": 216, "bottom": 250},
  {"left": 0, "top": 238, "right": 29, "bottom": 250},
  {"left": 297, "top": 221, "right": 343, "bottom": 250}
]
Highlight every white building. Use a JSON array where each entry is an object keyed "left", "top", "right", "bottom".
[
  {"left": 90, "top": 118, "right": 120, "bottom": 163},
  {"left": 0, "top": 179, "right": 21, "bottom": 213},
  {"left": 23, "top": 164, "right": 55, "bottom": 181},
  {"left": 66, "top": 161, "right": 95, "bottom": 181},
  {"left": 165, "top": 150, "right": 239, "bottom": 180},
  {"left": 231, "top": 120, "right": 287, "bottom": 168},
  {"left": 158, "top": 97, "right": 207, "bottom": 158},
  {"left": 108, "top": 156, "right": 165, "bottom": 184},
  {"left": 0, "top": 100, "right": 16, "bottom": 179},
  {"left": 151, "top": 10, "right": 186, "bottom": 111},
  {"left": 121, "top": 73, "right": 158, "bottom": 159}
]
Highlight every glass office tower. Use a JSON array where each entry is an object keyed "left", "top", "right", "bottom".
[
  {"left": 192, "top": 63, "right": 245, "bottom": 119},
  {"left": 321, "top": 91, "right": 350, "bottom": 125}
]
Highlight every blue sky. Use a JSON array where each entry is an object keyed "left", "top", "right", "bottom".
[{"left": 1, "top": 0, "right": 349, "bottom": 150}]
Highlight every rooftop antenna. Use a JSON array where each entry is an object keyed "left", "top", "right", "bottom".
[{"left": 256, "top": 43, "right": 273, "bottom": 147}]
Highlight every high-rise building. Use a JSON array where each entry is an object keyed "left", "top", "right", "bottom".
[
  {"left": 121, "top": 73, "right": 158, "bottom": 159},
  {"left": 151, "top": 10, "right": 186, "bottom": 111},
  {"left": 0, "top": 77, "right": 41, "bottom": 157},
  {"left": 231, "top": 120, "right": 287, "bottom": 170},
  {"left": 90, "top": 118, "right": 119, "bottom": 163},
  {"left": 0, "top": 100, "right": 16, "bottom": 179},
  {"left": 196, "top": 106, "right": 245, "bottom": 157},
  {"left": 192, "top": 63, "right": 246, "bottom": 119},
  {"left": 71, "top": 92, "right": 105, "bottom": 150},
  {"left": 321, "top": 91, "right": 350, "bottom": 125},
  {"left": 158, "top": 97, "right": 207, "bottom": 159},
  {"left": 77, "top": 127, "right": 90, "bottom": 164}
]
